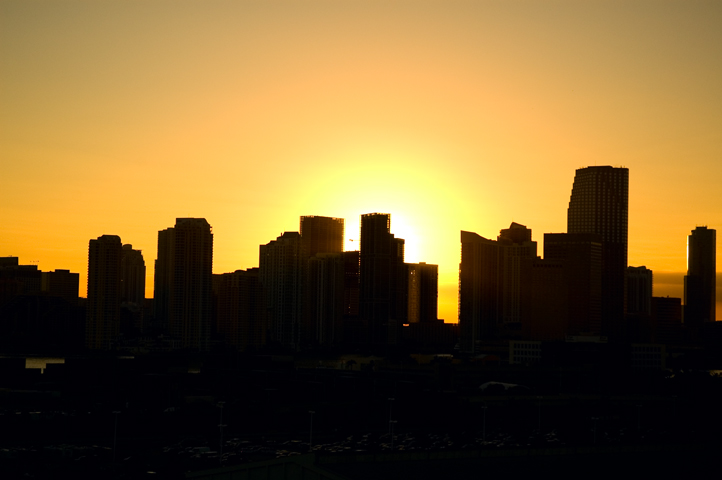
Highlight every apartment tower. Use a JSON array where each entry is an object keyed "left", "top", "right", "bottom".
[
  {"left": 684, "top": 226, "right": 716, "bottom": 325},
  {"left": 567, "top": 166, "right": 629, "bottom": 338}
]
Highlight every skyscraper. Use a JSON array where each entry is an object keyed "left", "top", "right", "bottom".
[
  {"left": 259, "top": 231, "right": 304, "bottom": 350},
  {"left": 154, "top": 218, "right": 213, "bottom": 350},
  {"left": 120, "top": 244, "right": 145, "bottom": 307},
  {"left": 86, "top": 235, "right": 122, "bottom": 350},
  {"left": 458, "top": 223, "right": 537, "bottom": 352},
  {"left": 567, "top": 166, "right": 629, "bottom": 338},
  {"left": 359, "top": 213, "right": 406, "bottom": 348},
  {"left": 407, "top": 262, "right": 438, "bottom": 324},
  {"left": 300, "top": 216, "right": 344, "bottom": 257},
  {"left": 684, "top": 226, "right": 716, "bottom": 325}
]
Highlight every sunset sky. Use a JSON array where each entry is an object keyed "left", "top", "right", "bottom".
[{"left": 2, "top": 0, "right": 721, "bottom": 322}]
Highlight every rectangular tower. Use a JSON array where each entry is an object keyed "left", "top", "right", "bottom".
[
  {"left": 684, "top": 226, "right": 716, "bottom": 325},
  {"left": 567, "top": 166, "right": 629, "bottom": 339},
  {"left": 359, "top": 213, "right": 406, "bottom": 348},
  {"left": 259, "top": 231, "right": 304, "bottom": 350},
  {"left": 154, "top": 219, "right": 213, "bottom": 350},
  {"left": 300, "top": 216, "right": 344, "bottom": 257},
  {"left": 86, "top": 235, "right": 122, "bottom": 350}
]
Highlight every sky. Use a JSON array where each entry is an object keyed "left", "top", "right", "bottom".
[{"left": 2, "top": 0, "right": 722, "bottom": 323}]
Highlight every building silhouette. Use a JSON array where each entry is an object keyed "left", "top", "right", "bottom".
[
  {"left": 306, "top": 253, "right": 345, "bottom": 347},
  {"left": 300, "top": 216, "right": 344, "bottom": 257},
  {"left": 299, "top": 216, "right": 346, "bottom": 348},
  {"left": 120, "top": 244, "right": 145, "bottom": 307},
  {"left": 567, "top": 166, "right": 629, "bottom": 339},
  {"left": 154, "top": 218, "right": 213, "bottom": 350},
  {"left": 41, "top": 269, "right": 79, "bottom": 305},
  {"left": 627, "top": 266, "right": 653, "bottom": 316},
  {"left": 359, "top": 213, "right": 406, "bottom": 348},
  {"left": 458, "top": 223, "right": 536, "bottom": 352},
  {"left": 259, "top": 231, "right": 304, "bottom": 350},
  {"left": 684, "top": 226, "right": 716, "bottom": 325},
  {"left": 521, "top": 233, "right": 602, "bottom": 341},
  {"left": 214, "top": 268, "right": 267, "bottom": 351},
  {"left": 86, "top": 235, "right": 123, "bottom": 350},
  {"left": 407, "top": 262, "right": 438, "bottom": 324}
]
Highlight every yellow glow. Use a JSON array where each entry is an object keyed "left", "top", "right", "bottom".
[{"left": 2, "top": 1, "right": 722, "bottom": 323}]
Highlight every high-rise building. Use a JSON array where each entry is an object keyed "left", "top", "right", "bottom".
[
  {"left": 407, "top": 262, "right": 438, "bottom": 324},
  {"left": 120, "top": 244, "right": 145, "bottom": 307},
  {"left": 86, "top": 235, "right": 123, "bottom": 350},
  {"left": 521, "top": 233, "right": 602, "bottom": 341},
  {"left": 684, "top": 226, "right": 716, "bottom": 325},
  {"left": 214, "top": 268, "right": 267, "bottom": 351},
  {"left": 627, "top": 266, "right": 653, "bottom": 316},
  {"left": 567, "top": 166, "right": 629, "bottom": 338},
  {"left": 306, "top": 253, "right": 345, "bottom": 347},
  {"left": 259, "top": 231, "right": 304, "bottom": 350},
  {"left": 300, "top": 216, "right": 344, "bottom": 257},
  {"left": 359, "top": 213, "right": 406, "bottom": 348},
  {"left": 154, "top": 218, "right": 213, "bottom": 350},
  {"left": 458, "top": 223, "right": 537, "bottom": 352},
  {"left": 41, "top": 269, "right": 79, "bottom": 304},
  {"left": 299, "top": 216, "right": 346, "bottom": 348}
]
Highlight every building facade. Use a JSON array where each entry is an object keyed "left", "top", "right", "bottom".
[
  {"left": 259, "top": 231, "right": 304, "bottom": 350},
  {"left": 359, "top": 213, "right": 406, "bottom": 348},
  {"left": 86, "top": 235, "right": 123, "bottom": 350},
  {"left": 567, "top": 166, "right": 629, "bottom": 339},
  {"left": 684, "top": 226, "right": 716, "bottom": 325},
  {"left": 154, "top": 218, "right": 213, "bottom": 350}
]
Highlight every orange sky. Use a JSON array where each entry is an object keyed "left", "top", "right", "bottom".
[{"left": 2, "top": 1, "right": 721, "bottom": 322}]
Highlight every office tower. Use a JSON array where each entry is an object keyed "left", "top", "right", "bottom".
[
  {"left": 300, "top": 216, "right": 344, "bottom": 257},
  {"left": 359, "top": 213, "right": 407, "bottom": 348},
  {"left": 306, "top": 253, "right": 345, "bottom": 346},
  {"left": 684, "top": 226, "right": 716, "bottom": 325},
  {"left": 522, "top": 233, "right": 602, "bottom": 341},
  {"left": 259, "top": 232, "right": 304, "bottom": 350},
  {"left": 627, "top": 266, "right": 653, "bottom": 316},
  {"left": 567, "top": 166, "right": 629, "bottom": 338},
  {"left": 407, "top": 262, "right": 438, "bottom": 324},
  {"left": 154, "top": 218, "right": 213, "bottom": 350},
  {"left": 498, "top": 223, "right": 537, "bottom": 327},
  {"left": 214, "top": 268, "right": 267, "bottom": 351},
  {"left": 41, "top": 269, "right": 80, "bottom": 304},
  {"left": 458, "top": 223, "right": 537, "bottom": 352},
  {"left": 86, "top": 235, "right": 123, "bottom": 350},
  {"left": 120, "top": 245, "right": 145, "bottom": 307},
  {"left": 299, "top": 215, "right": 345, "bottom": 348},
  {"left": 154, "top": 227, "right": 175, "bottom": 331}
]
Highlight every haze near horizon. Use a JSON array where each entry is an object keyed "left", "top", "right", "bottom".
[{"left": 2, "top": 1, "right": 722, "bottom": 322}]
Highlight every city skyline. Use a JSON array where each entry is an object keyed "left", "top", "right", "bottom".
[{"left": 3, "top": 1, "right": 722, "bottom": 324}]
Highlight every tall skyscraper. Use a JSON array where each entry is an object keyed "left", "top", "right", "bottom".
[
  {"left": 407, "top": 262, "right": 438, "bottom": 324},
  {"left": 154, "top": 218, "right": 213, "bottom": 350},
  {"left": 259, "top": 231, "right": 304, "bottom": 350},
  {"left": 86, "top": 235, "right": 123, "bottom": 350},
  {"left": 567, "top": 166, "right": 629, "bottom": 338},
  {"left": 120, "top": 244, "right": 145, "bottom": 307},
  {"left": 300, "top": 216, "right": 344, "bottom": 257},
  {"left": 359, "top": 213, "right": 406, "bottom": 348},
  {"left": 458, "top": 223, "right": 537, "bottom": 352},
  {"left": 214, "top": 268, "right": 267, "bottom": 351},
  {"left": 684, "top": 226, "right": 716, "bottom": 325},
  {"left": 627, "top": 266, "right": 653, "bottom": 316}
]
